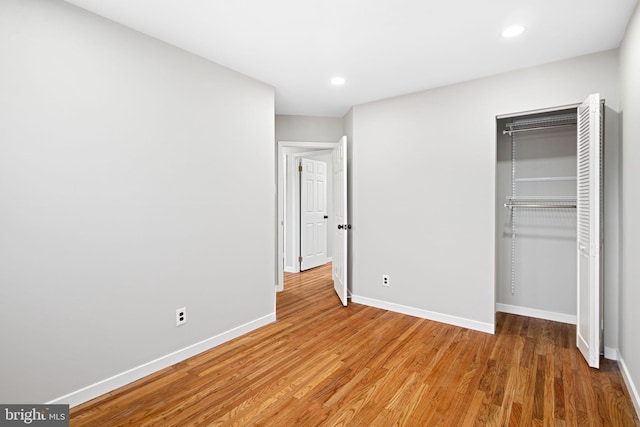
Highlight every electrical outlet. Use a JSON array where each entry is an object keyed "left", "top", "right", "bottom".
[
  {"left": 176, "top": 307, "right": 186, "bottom": 326},
  {"left": 382, "top": 274, "right": 390, "bottom": 287}
]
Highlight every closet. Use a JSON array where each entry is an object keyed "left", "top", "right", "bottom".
[{"left": 495, "top": 94, "right": 603, "bottom": 368}]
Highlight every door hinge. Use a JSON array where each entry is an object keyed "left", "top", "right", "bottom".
[
  {"left": 298, "top": 256, "right": 303, "bottom": 263},
  {"left": 298, "top": 165, "right": 303, "bottom": 172}
]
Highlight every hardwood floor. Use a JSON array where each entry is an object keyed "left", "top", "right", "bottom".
[{"left": 71, "top": 263, "right": 639, "bottom": 426}]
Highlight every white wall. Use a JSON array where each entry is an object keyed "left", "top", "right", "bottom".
[
  {"left": 275, "top": 115, "right": 344, "bottom": 143},
  {"left": 0, "top": 0, "right": 275, "bottom": 404},
  {"left": 619, "top": 1, "right": 640, "bottom": 414},
  {"left": 350, "top": 50, "right": 619, "bottom": 334}
]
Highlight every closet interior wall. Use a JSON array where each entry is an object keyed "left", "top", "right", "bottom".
[{"left": 496, "top": 108, "right": 578, "bottom": 321}]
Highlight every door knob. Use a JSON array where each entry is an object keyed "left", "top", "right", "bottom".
[{"left": 338, "top": 224, "right": 344, "bottom": 229}]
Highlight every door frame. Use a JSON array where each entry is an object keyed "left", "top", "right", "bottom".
[{"left": 277, "top": 141, "right": 338, "bottom": 291}]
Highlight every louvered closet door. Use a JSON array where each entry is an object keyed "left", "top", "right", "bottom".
[{"left": 576, "top": 93, "right": 602, "bottom": 369}]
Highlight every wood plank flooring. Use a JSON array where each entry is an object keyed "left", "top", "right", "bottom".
[{"left": 71, "top": 263, "right": 639, "bottom": 426}]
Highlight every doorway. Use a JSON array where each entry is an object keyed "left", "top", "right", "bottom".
[
  {"left": 494, "top": 95, "right": 604, "bottom": 368},
  {"left": 276, "top": 138, "right": 350, "bottom": 306},
  {"left": 277, "top": 141, "right": 337, "bottom": 291}
]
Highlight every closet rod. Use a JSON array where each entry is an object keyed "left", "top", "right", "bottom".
[
  {"left": 504, "top": 203, "right": 576, "bottom": 209},
  {"left": 514, "top": 176, "right": 576, "bottom": 183},
  {"left": 502, "top": 123, "right": 576, "bottom": 135}
]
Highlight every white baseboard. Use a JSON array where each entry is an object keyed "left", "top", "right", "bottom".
[
  {"left": 619, "top": 354, "right": 640, "bottom": 418},
  {"left": 604, "top": 347, "right": 618, "bottom": 361},
  {"left": 47, "top": 313, "right": 276, "bottom": 408},
  {"left": 351, "top": 295, "right": 494, "bottom": 334},
  {"left": 327, "top": 257, "right": 333, "bottom": 262},
  {"left": 496, "top": 303, "right": 576, "bottom": 325}
]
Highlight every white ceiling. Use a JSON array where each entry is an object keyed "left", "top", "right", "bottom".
[{"left": 63, "top": 0, "right": 638, "bottom": 117}]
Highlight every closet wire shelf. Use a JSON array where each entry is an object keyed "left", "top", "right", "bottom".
[
  {"left": 504, "top": 196, "right": 577, "bottom": 209},
  {"left": 503, "top": 113, "right": 577, "bottom": 135}
]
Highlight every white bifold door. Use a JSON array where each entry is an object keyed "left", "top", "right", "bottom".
[
  {"left": 300, "top": 158, "right": 328, "bottom": 271},
  {"left": 576, "top": 93, "right": 603, "bottom": 369},
  {"left": 333, "top": 136, "right": 348, "bottom": 306}
]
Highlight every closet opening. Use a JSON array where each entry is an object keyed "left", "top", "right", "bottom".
[{"left": 494, "top": 97, "right": 604, "bottom": 368}]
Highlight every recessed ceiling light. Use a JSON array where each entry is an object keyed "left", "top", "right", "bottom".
[
  {"left": 331, "top": 77, "right": 346, "bottom": 86},
  {"left": 501, "top": 25, "right": 525, "bottom": 38}
]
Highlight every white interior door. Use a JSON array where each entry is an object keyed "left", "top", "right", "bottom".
[
  {"left": 300, "top": 158, "right": 328, "bottom": 271},
  {"left": 333, "top": 136, "right": 348, "bottom": 306},
  {"left": 576, "top": 93, "right": 602, "bottom": 369}
]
